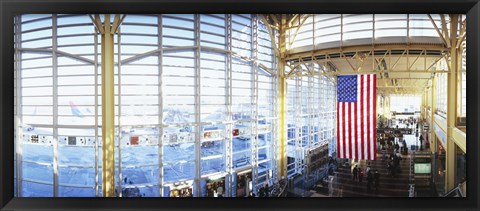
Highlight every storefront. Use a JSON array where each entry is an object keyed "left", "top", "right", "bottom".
[
  {"left": 164, "top": 181, "right": 194, "bottom": 197},
  {"left": 234, "top": 169, "right": 253, "bottom": 197},
  {"left": 204, "top": 174, "right": 226, "bottom": 197}
]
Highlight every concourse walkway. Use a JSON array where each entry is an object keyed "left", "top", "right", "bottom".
[
  {"left": 330, "top": 147, "right": 411, "bottom": 197},
  {"left": 319, "top": 133, "right": 433, "bottom": 197}
]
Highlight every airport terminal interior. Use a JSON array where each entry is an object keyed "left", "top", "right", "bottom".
[{"left": 13, "top": 14, "right": 466, "bottom": 197}]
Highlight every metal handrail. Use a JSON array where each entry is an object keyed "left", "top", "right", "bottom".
[{"left": 408, "top": 150, "right": 415, "bottom": 197}]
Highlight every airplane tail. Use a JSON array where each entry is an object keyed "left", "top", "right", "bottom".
[{"left": 69, "top": 101, "right": 84, "bottom": 118}]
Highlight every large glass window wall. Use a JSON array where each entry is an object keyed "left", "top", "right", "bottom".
[
  {"left": 285, "top": 63, "right": 336, "bottom": 179},
  {"left": 288, "top": 14, "right": 443, "bottom": 50},
  {"left": 433, "top": 37, "right": 466, "bottom": 121},
  {"left": 14, "top": 14, "right": 277, "bottom": 197},
  {"left": 16, "top": 14, "right": 101, "bottom": 197},
  {"left": 390, "top": 95, "right": 422, "bottom": 113},
  {"left": 460, "top": 39, "right": 466, "bottom": 117},
  {"left": 435, "top": 72, "right": 448, "bottom": 117}
]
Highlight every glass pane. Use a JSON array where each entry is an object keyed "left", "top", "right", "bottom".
[
  {"left": 201, "top": 157, "right": 225, "bottom": 175},
  {"left": 21, "top": 181, "right": 53, "bottom": 197},
  {"left": 22, "top": 162, "right": 53, "bottom": 182},
  {"left": 58, "top": 167, "right": 96, "bottom": 186},
  {"left": 164, "top": 162, "right": 195, "bottom": 182},
  {"left": 59, "top": 186, "right": 95, "bottom": 197}
]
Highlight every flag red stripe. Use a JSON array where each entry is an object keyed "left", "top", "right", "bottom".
[
  {"left": 337, "top": 102, "right": 340, "bottom": 159},
  {"left": 352, "top": 99, "right": 360, "bottom": 159},
  {"left": 342, "top": 102, "right": 346, "bottom": 158},
  {"left": 373, "top": 76, "right": 377, "bottom": 160},
  {"left": 349, "top": 103, "right": 352, "bottom": 159},
  {"left": 367, "top": 75, "right": 371, "bottom": 160},
  {"left": 360, "top": 75, "right": 365, "bottom": 160},
  {"left": 348, "top": 103, "right": 351, "bottom": 159}
]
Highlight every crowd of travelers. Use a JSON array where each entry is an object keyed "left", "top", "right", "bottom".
[{"left": 351, "top": 163, "right": 380, "bottom": 192}]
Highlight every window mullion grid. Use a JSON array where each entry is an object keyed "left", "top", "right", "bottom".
[
  {"left": 314, "top": 74, "right": 318, "bottom": 147},
  {"left": 312, "top": 15, "right": 316, "bottom": 49},
  {"left": 158, "top": 14, "right": 165, "bottom": 197},
  {"left": 117, "top": 27, "right": 123, "bottom": 197},
  {"left": 225, "top": 14, "right": 233, "bottom": 197},
  {"left": 251, "top": 14, "right": 259, "bottom": 192},
  {"left": 94, "top": 23, "right": 99, "bottom": 197},
  {"left": 296, "top": 77, "right": 301, "bottom": 175},
  {"left": 194, "top": 14, "right": 202, "bottom": 197},
  {"left": 341, "top": 14, "right": 344, "bottom": 44},
  {"left": 271, "top": 29, "right": 279, "bottom": 186},
  {"left": 52, "top": 14, "right": 59, "bottom": 197},
  {"left": 372, "top": 14, "right": 375, "bottom": 42},
  {"left": 15, "top": 15, "right": 24, "bottom": 197},
  {"left": 308, "top": 73, "right": 313, "bottom": 149}
]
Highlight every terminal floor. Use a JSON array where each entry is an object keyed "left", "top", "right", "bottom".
[
  {"left": 331, "top": 148, "right": 412, "bottom": 197},
  {"left": 315, "top": 133, "right": 431, "bottom": 197},
  {"left": 320, "top": 137, "right": 435, "bottom": 197}
]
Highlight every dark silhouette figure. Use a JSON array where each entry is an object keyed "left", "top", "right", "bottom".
[
  {"left": 419, "top": 134, "right": 424, "bottom": 150},
  {"left": 367, "top": 171, "right": 374, "bottom": 192},
  {"left": 265, "top": 184, "right": 269, "bottom": 197},
  {"left": 352, "top": 165, "right": 358, "bottom": 184},
  {"left": 358, "top": 168, "right": 364, "bottom": 184},
  {"left": 259, "top": 186, "right": 265, "bottom": 197},
  {"left": 374, "top": 170, "right": 380, "bottom": 191}
]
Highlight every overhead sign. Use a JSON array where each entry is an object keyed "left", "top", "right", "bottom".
[
  {"left": 377, "top": 128, "right": 413, "bottom": 135},
  {"left": 68, "top": 136, "right": 76, "bottom": 145},
  {"left": 130, "top": 136, "right": 139, "bottom": 145},
  {"left": 393, "top": 112, "right": 415, "bottom": 116}
]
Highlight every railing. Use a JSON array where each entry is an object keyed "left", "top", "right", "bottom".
[
  {"left": 408, "top": 150, "right": 415, "bottom": 197},
  {"left": 267, "top": 178, "right": 287, "bottom": 197},
  {"left": 442, "top": 181, "right": 466, "bottom": 197}
]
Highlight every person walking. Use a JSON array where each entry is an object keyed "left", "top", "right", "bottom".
[
  {"left": 264, "top": 184, "right": 270, "bottom": 197},
  {"left": 259, "top": 186, "right": 265, "bottom": 197},
  {"left": 374, "top": 170, "right": 380, "bottom": 191},
  {"left": 367, "top": 171, "right": 373, "bottom": 192},
  {"left": 358, "top": 168, "right": 364, "bottom": 184},
  {"left": 352, "top": 165, "right": 358, "bottom": 184},
  {"left": 419, "top": 134, "right": 424, "bottom": 150},
  {"left": 382, "top": 149, "right": 387, "bottom": 162},
  {"left": 386, "top": 162, "right": 392, "bottom": 176},
  {"left": 218, "top": 182, "right": 224, "bottom": 197}
]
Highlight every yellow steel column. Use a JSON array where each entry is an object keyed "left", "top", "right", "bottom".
[
  {"left": 430, "top": 76, "right": 436, "bottom": 153},
  {"left": 91, "top": 14, "right": 125, "bottom": 197},
  {"left": 445, "top": 14, "right": 459, "bottom": 191},
  {"left": 101, "top": 14, "right": 116, "bottom": 197},
  {"left": 278, "top": 15, "right": 287, "bottom": 178},
  {"left": 277, "top": 14, "right": 287, "bottom": 178}
]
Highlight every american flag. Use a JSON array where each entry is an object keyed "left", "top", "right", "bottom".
[{"left": 337, "top": 74, "right": 376, "bottom": 160}]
